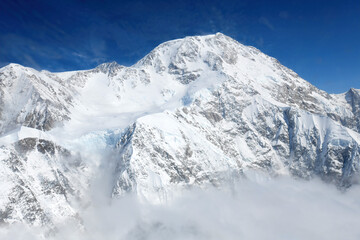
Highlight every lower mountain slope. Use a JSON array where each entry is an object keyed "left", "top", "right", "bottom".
[
  {"left": 0, "top": 128, "right": 88, "bottom": 230},
  {"left": 113, "top": 78, "right": 360, "bottom": 202},
  {"left": 0, "top": 33, "right": 359, "bottom": 230}
]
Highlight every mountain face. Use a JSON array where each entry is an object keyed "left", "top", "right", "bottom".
[
  {"left": 0, "top": 135, "right": 87, "bottom": 228},
  {"left": 0, "top": 33, "right": 360, "bottom": 228}
]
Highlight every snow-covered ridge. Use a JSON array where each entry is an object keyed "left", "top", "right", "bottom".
[
  {"left": 0, "top": 33, "right": 357, "bottom": 137},
  {"left": 0, "top": 33, "right": 360, "bottom": 229}
]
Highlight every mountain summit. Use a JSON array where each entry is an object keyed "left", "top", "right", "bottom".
[{"left": 0, "top": 33, "right": 359, "bottom": 229}]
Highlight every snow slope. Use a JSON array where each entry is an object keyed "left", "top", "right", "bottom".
[{"left": 0, "top": 33, "right": 360, "bottom": 227}]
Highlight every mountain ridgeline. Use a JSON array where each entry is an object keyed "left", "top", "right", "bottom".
[{"left": 0, "top": 33, "right": 359, "bottom": 229}]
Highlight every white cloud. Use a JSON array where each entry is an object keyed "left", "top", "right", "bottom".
[{"left": 1, "top": 175, "right": 360, "bottom": 240}]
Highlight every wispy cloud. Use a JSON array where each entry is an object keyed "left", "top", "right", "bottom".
[
  {"left": 279, "top": 11, "right": 289, "bottom": 19},
  {"left": 23, "top": 54, "right": 41, "bottom": 69},
  {"left": 259, "top": 16, "right": 275, "bottom": 30}
]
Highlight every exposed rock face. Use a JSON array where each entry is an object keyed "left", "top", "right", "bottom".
[
  {"left": 345, "top": 88, "right": 360, "bottom": 131},
  {"left": 112, "top": 86, "right": 360, "bottom": 202},
  {"left": 0, "top": 64, "right": 73, "bottom": 134},
  {"left": 0, "top": 137, "right": 87, "bottom": 230},
  {"left": 0, "top": 33, "right": 359, "bottom": 226}
]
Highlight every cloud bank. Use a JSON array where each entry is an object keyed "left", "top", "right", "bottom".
[{"left": 1, "top": 175, "right": 360, "bottom": 240}]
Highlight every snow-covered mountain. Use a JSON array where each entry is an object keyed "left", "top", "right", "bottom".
[{"left": 0, "top": 33, "right": 360, "bottom": 229}]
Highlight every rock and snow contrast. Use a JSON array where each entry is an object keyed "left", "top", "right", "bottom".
[{"left": 0, "top": 33, "right": 360, "bottom": 235}]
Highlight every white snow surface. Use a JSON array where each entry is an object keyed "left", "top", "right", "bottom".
[{"left": 0, "top": 33, "right": 360, "bottom": 229}]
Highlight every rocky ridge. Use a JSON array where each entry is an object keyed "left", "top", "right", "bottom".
[{"left": 0, "top": 33, "right": 359, "bottom": 228}]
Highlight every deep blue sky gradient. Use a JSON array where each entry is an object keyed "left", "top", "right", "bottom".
[{"left": 0, "top": 0, "right": 359, "bottom": 93}]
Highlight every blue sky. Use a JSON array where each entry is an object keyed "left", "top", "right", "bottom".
[{"left": 0, "top": 0, "right": 359, "bottom": 93}]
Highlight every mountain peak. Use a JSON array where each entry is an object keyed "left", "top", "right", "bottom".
[
  {"left": 133, "top": 32, "right": 248, "bottom": 74},
  {"left": 95, "top": 61, "right": 123, "bottom": 74},
  {"left": 1, "top": 63, "right": 24, "bottom": 71},
  {"left": 1, "top": 34, "right": 360, "bottom": 234},
  {"left": 348, "top": 88, "right": 360, "bottom": 94},
  {"left": 345, "top": 88, "right": 360, "bottom": 101}
]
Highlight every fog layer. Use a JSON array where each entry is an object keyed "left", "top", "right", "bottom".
[{"left": 1, "top": 176, "right": 360, "bottom": 240}]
